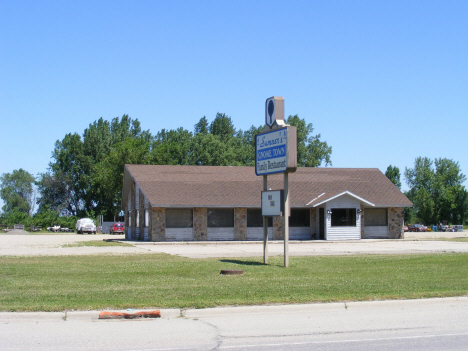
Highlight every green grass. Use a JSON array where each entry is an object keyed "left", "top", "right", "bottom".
[
  {"left": 62, "top": 240, "right": 133, "bottom": 247},
  {"left": 1, "top": 253, "right": 467, "bottom": 312},
  {"left": 411, "top": 237, "right": 468, "bottom": 242}
]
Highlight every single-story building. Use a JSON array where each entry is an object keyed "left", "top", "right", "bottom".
[{"left": 121, "top": 165, "right": 412, "bottom": 241}]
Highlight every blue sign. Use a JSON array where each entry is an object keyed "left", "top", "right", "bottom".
[{"left": 255, "top": 128, "right": 288, "bottom": 175}]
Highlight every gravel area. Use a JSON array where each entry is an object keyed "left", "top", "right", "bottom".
[{"left": 1, "top": 230, "right": 467, "bottom": 258}]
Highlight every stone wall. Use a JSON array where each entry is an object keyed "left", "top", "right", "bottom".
[
  {"left": 273, "top": 216, "right": 284, "bottom": 240},
  {"left": 151, "top": 207, "right": 165, "bottom": 241},
  {"left": 234, "top": 208, "right": 247, "bottom": 241},
  {"left": 193, "top": 207, "right": 207, "bottom": 241},
  {"left": 388, "top": 207, "right": 404, "bottom": 239},
  {"left": 130, "top": 182, "right": 135, "bottom": 240}
]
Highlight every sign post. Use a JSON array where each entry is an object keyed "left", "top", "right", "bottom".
[
  {"left": 263, "top": 176, "right": 268, "bottom": 263},
  {"left": 256, "top": 96, "right": 297, "bottom": 267}
]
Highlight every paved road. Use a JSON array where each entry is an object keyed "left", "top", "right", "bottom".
[
  {"left": 1, "top": 231, "right": 468, "bottom": 257},
  {"left": 1, "top": 297, "right": 468, "bottom": 351}
]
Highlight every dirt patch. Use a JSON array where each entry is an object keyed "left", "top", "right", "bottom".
[{"left": 2, "top": 229, "right": 31, "bottom": 235}]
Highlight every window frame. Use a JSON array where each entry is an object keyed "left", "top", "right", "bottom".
[
  {"left": 165, "top": 208, "right": 194, "bottom": 228},
  {"left": 330, "top": 208, "right": 357, "bottom": 227},
  {"left": 207, "top": 208, "right": 234, "bottom": 228}
]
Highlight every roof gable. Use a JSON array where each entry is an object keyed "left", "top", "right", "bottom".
[{"left": 311, "top": 191, "right": 375, "bottom": 207}]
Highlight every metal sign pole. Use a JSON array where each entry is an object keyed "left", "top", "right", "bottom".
[
  {"left": 263, "top": 175, "right": 268, "bottom": 264},
  {"left": 284, "top": 172, "right": 289, "bottom": 267}
]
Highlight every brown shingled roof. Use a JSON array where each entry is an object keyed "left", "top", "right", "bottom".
[{"left": 122, "top": 165, "right": 412, "bottom": 209}]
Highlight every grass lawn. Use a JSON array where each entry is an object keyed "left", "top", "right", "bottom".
[{"left": 1, "top": 253, "right": 467, "bottom": 312}]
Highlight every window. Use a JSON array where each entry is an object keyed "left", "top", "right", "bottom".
[
  {"left": 247, "top": 209, "right": 272, "bottom": 227},
  {"left": 166, "top": 209, "right": 193, "bottom": 228},
  {"left": 331, "top": 208, "right": 356, "bottom": 227},
  {"left": 145, "top": 210, "right": 149, "bottom": 228},
  {"left": 289, "top": 209, "right": 310, "bottom": 227},
  {"left": 136, "top": 210, "right": 139, "bottom": 227},
  {"left": 364, "top": 208, "right": 387, "bottom": 226},
  {"left": 208, "top": 209, "right": 234, "bottom": 227}
]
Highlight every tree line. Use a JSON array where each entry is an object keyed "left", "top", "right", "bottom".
[
  {"left": 385, "top": 160, "right": 468, "bottom": 226},
  {"left": 2, "top": 112, "right": 467, "bottom": 228},
  {"left": 0, "top": 113, "right": 332, "bottom": 226}
]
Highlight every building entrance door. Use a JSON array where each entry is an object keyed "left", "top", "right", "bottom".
[{"left": 319, "top": 208, "right": 325, "bottom": 240}]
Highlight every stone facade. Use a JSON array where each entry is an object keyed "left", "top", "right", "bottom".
[
  {"left": 193, "top": 207, "right": 207, "bottom": 241},
  {"left": 130, "top": 181, "right": 136, "bottom": 240},
  {"left": 234, "top": 208, "right": 247, "bottom": 241},
  {"left": 273, "top": 216, "right": 284, "bottom": 240},
  {"left": 310, "top": 208, "right": 316, "bottom": 239},
  {"left": 151, "top": 207, "right": 165, "bottom": 241},
  {"left": 388, "top": 207, "right": 405, "bottom": 239}
]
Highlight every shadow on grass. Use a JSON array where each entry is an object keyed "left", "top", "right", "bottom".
[{"left": 219, "top": 259, "right": 267, "bottom": 266}]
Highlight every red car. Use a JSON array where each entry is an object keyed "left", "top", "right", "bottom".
[
  {"left": 409, "top": 224, "right": 427, "bottom": 232},
  {"left": 110, "top": 222, "right": 125, "bottom": 234}
]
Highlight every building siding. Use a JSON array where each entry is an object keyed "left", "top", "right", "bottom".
[
  {"left": 246, "top": 228, "right": 274, "bottom": 240},
  {"left": 166, "top": 228, "right": 193, "bottom": 241},
  {"left": 363, "top": 226, "right": 389, "bottom": 238},
  {"left": 325, "top": 195, "right": 361, "bottom": 240},
  {"left": 207, "top": 228, "right": 235, "bottom": 241}
]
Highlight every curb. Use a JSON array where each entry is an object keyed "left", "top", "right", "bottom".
[{"left": 98, "top": 310, "right": 161, "bottom": 319}]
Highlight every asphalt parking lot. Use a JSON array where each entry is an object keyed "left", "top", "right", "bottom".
[{"left": 1, "top": 230, "right": 467, "bottom": 257}]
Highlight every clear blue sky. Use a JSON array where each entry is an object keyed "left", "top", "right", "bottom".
[{"left": 1, "top": 0, "right": 467, "bottom": 203}]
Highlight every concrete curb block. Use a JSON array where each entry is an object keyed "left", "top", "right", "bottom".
[{"left": 99, "top": 310, "right": 161, "bottom": 319}]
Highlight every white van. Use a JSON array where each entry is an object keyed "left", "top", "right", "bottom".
[
  {"left": 452, "top": 225, "right": 464, "bottom": 232},
  {"left": 76, "top": 218, "right": 97, "bottom": 234}
]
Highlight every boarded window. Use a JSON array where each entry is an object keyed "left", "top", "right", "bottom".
[
  {"left": 208, "top": 209, "right": 234, "bottom": 227},
  {"left": 331, "top": 208, "right": 356, "bottom": 227},
  {"left": 365, "top": 208, "right": 388, "bottom": 226},
  {"left": 289, "top": 209, "right": 310, "bottom": 227},
  {"left": 166, "top": 209, "right": 193, "bottom": 228},
  {"left": 247, "top": 209, "right": 272, "bottom": 227}
]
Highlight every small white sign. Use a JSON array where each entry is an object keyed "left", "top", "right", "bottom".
[{"left": 262, "top": 190, "right": 284, "bottom": 216}]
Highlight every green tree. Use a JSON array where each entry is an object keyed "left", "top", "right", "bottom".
[
  {"left": 239, "top": 125, "right": 263, "bottom": 166},
  {"left": 385, "top": 165, "right": 402, "bottom": 189},
  {"left": 194, "top": 116, "right": 209, "bottom": 134},
  {"left": 405, "top": 157, "right": 467, "bottom": 225},
  {"left": 46, "top": 115, "right": 149, "bottom": 219},
  {"left": 0, "top": 169, "right": 36, "bottom": 215},
  {"left": 152, "top": 128, "right": 193, "bottom": 165},
  {"left": 94, "top": 136, "right": 152, "bottom": 217},
  {"left": 209, "top": 113, "right": 236, "bottom": 141},
  {"left": 285, "top": 115, "right": 332, "bottom": 167},
  {"left": 36, "top": 171, "right": 80, "bottom": 216}
]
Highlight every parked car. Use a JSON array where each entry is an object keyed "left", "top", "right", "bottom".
[
  {"left": 452, "top": 225, "right": 464, "bottom": 232},
  {"left": 403, "top": 225, "right": 409, "bottom": 232},
  {"left": 409, "top": 224, "right": 427, "bottom": 232},
  {"left": 76, "top": 218, "right": 97, "bottom": 234},
  {"left": 110, "top": 222, "right": 125, "bottom": 235}
]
